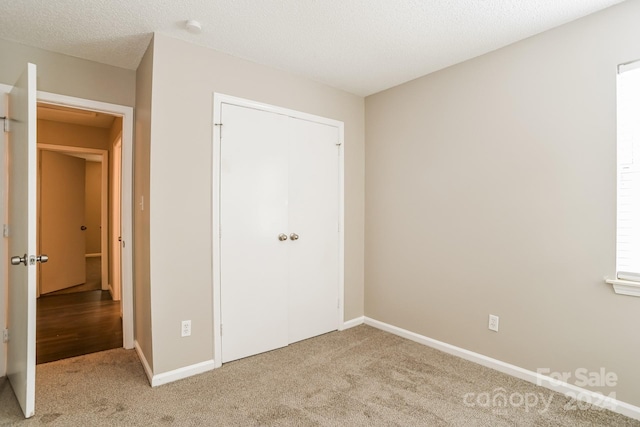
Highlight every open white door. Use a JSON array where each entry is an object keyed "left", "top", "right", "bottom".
[{"left": 7, "top": 63, "right": 38, "bottom": 418}]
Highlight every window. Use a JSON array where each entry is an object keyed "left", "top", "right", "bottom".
[{"left": 616, "top": 61, "right": 640, "bottom": 285}]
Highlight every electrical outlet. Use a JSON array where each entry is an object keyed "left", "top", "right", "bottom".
[
  {"left": 181, "top": 320, "right": 191, "bottom": 337},
  {"left": 488, "top": 314, "right": 499, "bottom": 332},
  {"left": 2, "top": 329, "right": 9, "bottom": 343}
]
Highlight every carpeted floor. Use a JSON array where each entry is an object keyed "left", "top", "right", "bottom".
[{"left": 0, "top": 325, "right": 638, "bottom": 426}]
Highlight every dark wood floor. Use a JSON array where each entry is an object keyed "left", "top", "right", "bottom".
[{"left": 36, "top": 290, "right": 122, "bottom": 364}]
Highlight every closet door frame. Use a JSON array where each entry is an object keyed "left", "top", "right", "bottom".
[{"left": 211, "top": 93, "right": 345, "bottom": 368}]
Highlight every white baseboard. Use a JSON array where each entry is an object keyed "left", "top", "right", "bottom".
[
  {"left": 151, "top": 359, "right": 215, "bottom": 387},
  {"left": 364, "top": 317, "right": 640, "bottom": 421},
  {"left": 341, "top": 316, "right": 364, "bottom": 330},
  {"left": 133, "top": 341, "right": 215, "bottom": 387},
  {"left": 134, "top": 341, "right": 153, "bottom": 386}
]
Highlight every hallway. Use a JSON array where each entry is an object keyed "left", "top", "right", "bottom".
[{"left": 36, "top": 289, "right": 122, "bottom": 364}]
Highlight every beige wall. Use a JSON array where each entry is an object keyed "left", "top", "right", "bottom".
[
  {"left": 144, "top": 33, "right": 365, "bottom": 374},
  {"left": 133, "top": 39, "right": 154, "bottom": 368},
  {"left": 85, "top": 162, "right": 102, "bottom": 254},
  {"left": 365, "top": 0, "right": 640, "bottom": 407},
  {"left": 0, "top": 38, "right": 135, "bottom": 107}
]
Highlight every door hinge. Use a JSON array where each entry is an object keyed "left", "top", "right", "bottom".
[
  {"left": 215, "top": 123, "right": 223, "bottom": 139},
  {"left": 3, "top": 224, "right": 8, "bottom": 238},
  {"left": 220, "top": 324, "right": 223, "bottom": 336},
  {"left": 337, "top": 299, "right": 341, "bottom": 309},
  {"left": 2, "top": 329, "right": 8, "bottom": 343},
  {"left": 1, "top": 117, "right": 8, "bottom": 133}
]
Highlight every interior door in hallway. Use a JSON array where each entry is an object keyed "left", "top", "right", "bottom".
[
  {"left": 39, "top": 150, "right": 87, "bottom": 294},
  {"left": 220, "top": 103, "right": 340, "bottom": 363}
]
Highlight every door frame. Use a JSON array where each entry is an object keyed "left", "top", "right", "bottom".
[
  {"left": 1, "top": 82, "right": 12, "bottom": 377},
  {"left": 211, "top": 93, "right": 345, "bottom": 368},
  {"left": 34, "top": 91, "right": 133, "bottom": 349},
  {"left": 37, "top": 144, "right": 109, "bottom": 295}
]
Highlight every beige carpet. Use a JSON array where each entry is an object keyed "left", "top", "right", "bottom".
[{"left": 0, "top": 325, "right": 638, "bottom": 426}]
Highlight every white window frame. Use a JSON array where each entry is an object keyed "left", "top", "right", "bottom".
[{"left": 606, "top": 60, "right": 640, "bottom": 297}]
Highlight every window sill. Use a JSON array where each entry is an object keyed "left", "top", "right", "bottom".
[{"left": 605, "top": 279, "right": 640, "bottom": 297}]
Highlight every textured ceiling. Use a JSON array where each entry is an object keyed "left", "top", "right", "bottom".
[{"left": 0, "top": 0, "right": 626, "bottom": 96}]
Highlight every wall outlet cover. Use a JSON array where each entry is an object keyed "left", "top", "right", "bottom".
[
  {"left": 488, "top": 314, "right": 499, "bottom": 332},
  {"left": 181, "top": 320, "right": 191, "bottom": 337}
]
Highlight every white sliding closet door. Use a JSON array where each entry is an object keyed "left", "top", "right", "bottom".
[
  {"left": 219, "top": 103, "right": 340, "bottom": 363},
  {"left": 220, "top": 104, "right": 290, "bottom": 363}
]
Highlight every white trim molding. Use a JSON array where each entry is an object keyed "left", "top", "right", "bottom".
[
  {"left": 364, "top": 317, "right": 640, "bottom": 421},
  {"left": 605, "top": 279, "right": 640, "bottom": 297},
  {"left": 151, "top": 360, "right": 215, "bottom": 388},
  {"left": 134, "top": 341, "right": 215, "bottom": 387},
  {"left": 341, "top": 316, "right": 365, "bottom": 330},
  {"left": 619, "top": 59, "right": 640, "bottom": 75}
]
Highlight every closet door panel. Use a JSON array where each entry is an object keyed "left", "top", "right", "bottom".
[
  {"left": 288, "top": 118, "right": 340, "bottom": 344},
  {"left": 220, "top": 104, "right": 290, "bottom": 363}
]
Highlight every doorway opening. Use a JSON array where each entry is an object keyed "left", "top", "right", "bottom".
[{"left": 35, "top": 103, "right": 123, "bottom": 364}]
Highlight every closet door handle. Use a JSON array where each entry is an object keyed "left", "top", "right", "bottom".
[
  {"left": 278, "top": 233, "right": 288, "bottom": 241},
  {"left": 289, "top": 233, "right": 299, "bottom": 241}
]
